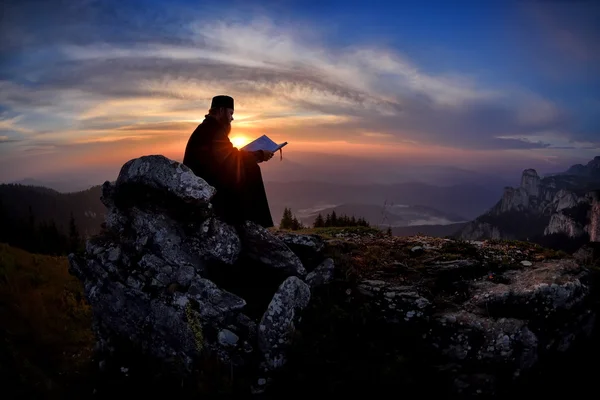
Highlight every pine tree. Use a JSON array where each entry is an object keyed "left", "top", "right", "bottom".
[
  {"left": 69, "top": 212, "right": 82, "bottom": 253},
  {"left": 280, "top": 207, "right": 294, "bottom": 229},
  {"left": 0, "top": 197, "right": 7, "bottom": 244},
  {"left": 331, "top": 210, "right": 338, "bottom": 227},
  {"left": 324, "top": 212, "right": 332, "bottom": 227},
  {"left": 386, "top": 226, "right": 392, "bottom": 236},
  {"left": 291, "top": 216, "right": 303, "bottom": 231},
  {"left": 313, "top": 213, "right": 325, "bottom": 228}
]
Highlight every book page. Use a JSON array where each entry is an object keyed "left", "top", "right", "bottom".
[{"left": 241, "top": 135, "right": 287, "bottom": 152}]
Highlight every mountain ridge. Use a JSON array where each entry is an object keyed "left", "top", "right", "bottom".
[{"left": 457, "top": 156, "right": 600, "bottom": 252}]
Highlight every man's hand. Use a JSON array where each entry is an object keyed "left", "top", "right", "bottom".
[
  {"left": 261, "top": 150, "right": 274, "bottom": 161},
  {"left": 250, "top": 150, "right": 274, "bottom": 163}
]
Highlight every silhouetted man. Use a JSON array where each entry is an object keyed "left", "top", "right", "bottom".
[{"left": 183, "top": 95, "right": 275, "bottom": 228}]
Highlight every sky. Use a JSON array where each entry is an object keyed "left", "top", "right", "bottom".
[{"left": 0, "top": 0, "right": 599, "bottom": 183}]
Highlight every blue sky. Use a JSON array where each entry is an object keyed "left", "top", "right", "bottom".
[{"left": 0, "top": 0, "right": 599, "bottom": 181}]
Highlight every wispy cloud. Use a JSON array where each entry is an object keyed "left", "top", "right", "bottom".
[{"left": 0, "top": 0, "right": 597, "bottom": 181}]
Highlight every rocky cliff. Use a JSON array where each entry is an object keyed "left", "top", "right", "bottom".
[
  {"left": 458, "top": 157, "right": 600, "bottom": 249},
  {"left": 68, "top": 155, "right": 600, "bottom": 398}
]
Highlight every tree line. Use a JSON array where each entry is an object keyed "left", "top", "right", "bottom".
[
  {"left": 0, "top": 200, "right": 84, "bottom": 256},
  {"left": 279, "top": 207, "right": 371, "bottom": 230}
]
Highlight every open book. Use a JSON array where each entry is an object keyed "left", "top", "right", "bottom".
[{"left": 240, "top": 134, "right": 288, "bottom": 153}]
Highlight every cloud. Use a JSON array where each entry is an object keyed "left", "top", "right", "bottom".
[
  {"left": 0, "top": 0, "right": 596, "bottom": 179},
  {"left": 0, "top": 135, "right": 21, "bottom": 143}
]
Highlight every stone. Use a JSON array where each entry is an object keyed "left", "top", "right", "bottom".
[
  {"left": 305, "top": 258, "right": 335, "bottom": 288},
  {"left": 258, "top": 276, "right": 311, "bottom": 371},
  {"left": 194, "top": 217, "right": 241, "bottom": 265},
  {"left": 520, "top": 260, "right": 532, "bottom": 266},
  {"left": 274, "top": 232, "right": 326, "bottom": 270},
  {"left": 239, "top": 221, "right": 307, "bottom": 278},
  {"left": 114, "top": 155, "right": 216, "bottom": 207},
  {"left": 218, "top": 329, "right": 239, "bottom": 347}
]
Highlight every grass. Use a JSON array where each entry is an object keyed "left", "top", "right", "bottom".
[
  {"left": 0, "top": 242, "right": 94, "bottom": 398},
  {"left": 280, "top": 226, "right": 384, "bottom": 239}
]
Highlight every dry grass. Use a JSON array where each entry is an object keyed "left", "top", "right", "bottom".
[{"left": 0, "top": 242, "right": 94, "bottom": 397}]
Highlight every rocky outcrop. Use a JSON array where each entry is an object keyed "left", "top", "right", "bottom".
[
  {"left": 280, "top": 235, "right": 598, "bottom": 397},
  {"left": 521, "top": 168, "right": 541, "bottom": 198},
  {"left": 545, "top": 213, "right": 586, "bottom": 237},
  {"left": 498, "top": 186, "right": 530, "bottom": 213},
  {"left": 68, "top": 154, "right": 600, "bottom": 398},
  {"left": 553, "top": 189, "right": 580, "bottom": 211},
  {"left": 564, "top": 156, "right": 600, "bottom": 178},
  {"left": 68, "top": 155, "right": 329, "bottom": 393},
  {"left": 588, "top": 191, "right": 600, "bottom": 242},
  {"left": 458, "top": 156, "right": 600, "bottom": 246}
]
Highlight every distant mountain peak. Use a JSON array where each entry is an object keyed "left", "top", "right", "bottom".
[{"left": 457, "top": 156, "right": 600, "bottom": 251}]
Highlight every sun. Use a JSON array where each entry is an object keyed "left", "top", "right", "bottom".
[{"left": 230, "top": 135, "right": 250, "bottom": 149}]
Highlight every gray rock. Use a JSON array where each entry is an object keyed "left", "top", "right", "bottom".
[
  {"left": 175, "top": 265, "right": 196, "bottom": 287},
  {"left": 194, "top": 218, "right": 241, "bottom": 265},
  {"left": 218, "top": 329, "right": 240, "bottom": 347},
  {"left": 305, "top": 258, "right": 335, "bottom": 288},
  {"left": 187, "top": 277, "right": 246, "bottom": 320},
  {"left": 258, "top": 276, "right": 311, "bottom": 371},
  {"left": 520, "top": 260, "right": 532, "bottom": 266},
  {"left": 275, "top": 233, "right": 325, "bottom": 252},
  {"left": 274, "top": 233, "right": 326, "bottom": 269},
  {"left": 129, "top": 208, "right": 206, "bottom": 274},
  {"left": 239, "top": 221, "right": 307, "bottom": 278},
  {"left": 114, "top": 155, "right": 216, "bottom": 206},
  {"left": 356, "top": 280, "right": 431, "bottom": 322}
]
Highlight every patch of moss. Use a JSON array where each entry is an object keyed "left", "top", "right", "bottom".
[
  {"left": 185, "top": 302, "right": 204, "bottom": 353},
  {"left": 440, "top": 240, "right": 479, "bottom": 258}
]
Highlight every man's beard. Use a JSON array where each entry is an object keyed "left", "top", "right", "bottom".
[{"left": 218, "top": 117, "right": 231, "bottom": 135}]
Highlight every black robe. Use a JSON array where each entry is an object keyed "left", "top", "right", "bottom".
[{"left": 182, "top": 116, "right": 274, "bottom": 228}]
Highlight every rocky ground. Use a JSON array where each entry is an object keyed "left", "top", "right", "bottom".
[
  {"left": 67, "top": 155, "right": 600, "bottom": 399},
  {"left": 270, "top": 232, "right": 600, "bottom": 397}
]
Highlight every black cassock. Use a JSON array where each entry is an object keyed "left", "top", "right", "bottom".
[{"left": 182, "top": 116, "right": 274, "bottom": 228}]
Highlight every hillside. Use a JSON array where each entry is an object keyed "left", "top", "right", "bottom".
[
  {"left": 0, "top": 243, "right": 94, "bottom": 399},
  {"left": 0, "top": 177, "right": 498, "bottom": 251},
  {"left": 0, "top": 184, "right": 105, "bottom": 238}
]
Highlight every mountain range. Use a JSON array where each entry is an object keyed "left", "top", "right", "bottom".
[
  {"left": 265, "top": 180, "right": 499, "bottom": 225},
  {"left": 6, "top": 155, "right": 595, "bottom": 247},
  {"left": 457, "top": 156, "right": 600, "bottom": 252},
  {"left": 294, "top": 203, "right": 467, "bottom": 228}
]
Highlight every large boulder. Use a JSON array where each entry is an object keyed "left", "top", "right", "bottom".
[{"left": 69, "top": 155, "right": 318, "bottom": 392}]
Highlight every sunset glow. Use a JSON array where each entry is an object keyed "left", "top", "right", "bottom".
[
  {"left": 0, "top": 0, "right": 598, "bottom": 183},
  {"left": 230, "top": 135, "right": 251, "bottom": 149}
]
